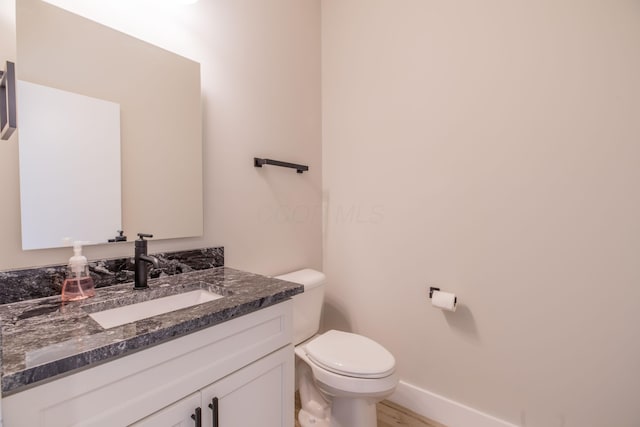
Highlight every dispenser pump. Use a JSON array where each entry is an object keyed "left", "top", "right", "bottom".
[{"left": 69, "top": 241, "right": 88, "bottom": 277}]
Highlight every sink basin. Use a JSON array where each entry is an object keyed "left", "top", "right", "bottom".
[{"left": 88, "top": 289, "right": 224, "bottom": 329}]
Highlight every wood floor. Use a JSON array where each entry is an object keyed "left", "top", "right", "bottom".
[
  {"left": 377, "top": 400, "right": 447, "bottom": 427},
  {"left": 294, "top": 393, "right": 446, "bottom": 427}
]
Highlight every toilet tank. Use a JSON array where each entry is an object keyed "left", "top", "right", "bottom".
[{"left": 275, "top": 269, "right": 326, "bottom": 345}]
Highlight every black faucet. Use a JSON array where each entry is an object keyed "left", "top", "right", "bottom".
[{"left": 134, "top": 233, "right": 159, "bottom": 289}]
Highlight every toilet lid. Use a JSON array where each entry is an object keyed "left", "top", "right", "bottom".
[{"left": 305, "top": 330, "right": 395, "bottom": 379}]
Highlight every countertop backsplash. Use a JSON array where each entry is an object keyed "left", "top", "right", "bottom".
[{"left": 0, "top": 247, "right": 224, "bottom": 304}]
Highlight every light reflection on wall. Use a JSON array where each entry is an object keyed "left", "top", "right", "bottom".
[{"left": 41, "top": 0, "right": 202, "bottom": 62}]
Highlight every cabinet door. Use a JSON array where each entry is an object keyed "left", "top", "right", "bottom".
[
  {"left": 130, "top": 392, "right": 201, "bottom": 427},
  {"left": 201, "top": 345, "right": 294, "bottom": 427}
]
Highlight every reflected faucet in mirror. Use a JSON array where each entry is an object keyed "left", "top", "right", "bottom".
[
  {"left": 108, "top": 230, "right": 128, "bottom": 243},
  {"left": 134, "top": 233, "right": 159, "bottom": 290}
]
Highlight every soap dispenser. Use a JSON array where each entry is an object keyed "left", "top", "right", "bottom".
[{"left": 61, "top": 241, "right": 96, "bottom": 301}]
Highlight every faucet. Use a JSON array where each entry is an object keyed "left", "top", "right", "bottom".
[{"left": 134, "top": 233, "right": 159, "bottom": 289}]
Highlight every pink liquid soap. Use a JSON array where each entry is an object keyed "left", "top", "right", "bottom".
[
  {"left": 61, "top": 276, "right": 95, "bottom": 301},
  {"left": 61, "top": 241, "right": 96, "bottom": 302}
]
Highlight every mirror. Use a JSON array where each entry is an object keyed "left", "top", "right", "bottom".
[{"left": 16, "top": 0, "right": 203, "bottom": 249}]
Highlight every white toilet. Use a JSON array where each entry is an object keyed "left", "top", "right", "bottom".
[{"left": 275, "top": 269, "right": 398, "bottom": 427}]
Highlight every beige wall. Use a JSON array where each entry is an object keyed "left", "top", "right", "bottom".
[
  {"left": 0, "top": 1, "right": 14, "bottom": 61},
  {"left": 0, "top": 0, "right": 322, "bottom": 275},
  {"left": 322, "top": 1, "right": 640, "bottom": 426},
  {"left": 0, "top": 0, "right": 18, "bottom": 263}
]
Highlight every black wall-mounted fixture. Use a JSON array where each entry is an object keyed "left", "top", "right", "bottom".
[
  {"left": 0, "top": 61, "right": 17, "bottom": 141},
  {"left": 254, "top": 157, "right": 309, "bottom": 173},
  {"left": 108, "top": 230, "right": 127, "bottom": 243}
]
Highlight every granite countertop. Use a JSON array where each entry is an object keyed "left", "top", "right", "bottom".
[{"left": 0, "top": 267, "right": 303, "bottom": 396}]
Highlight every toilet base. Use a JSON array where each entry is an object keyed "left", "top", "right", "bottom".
[
  {"left": 298, "top": 397, "right": 379, "bottom": 427},
  {"left": 297, "top": 357, "right": 331, "bottom": 427},
  {"left": 298, "top": 408, "right": 330, "bottom": 427},
  {"left": 329, "top": 396, "right": 378, "bottom": 427}
]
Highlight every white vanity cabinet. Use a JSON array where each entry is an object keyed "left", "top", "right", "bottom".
[
  {"left": 132, "top": 345, "right": 292, "bottom": 427},
  {"left": 2, "top": 301, "right": 294, "bottom": 427}
]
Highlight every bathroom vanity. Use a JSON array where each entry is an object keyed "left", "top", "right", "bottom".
[{"left": 0, "top": 267, "right": 302, "bottom": 426}]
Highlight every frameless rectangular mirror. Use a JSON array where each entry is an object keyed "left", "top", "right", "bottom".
[{"left": 15, "top": 0, "right": 203, "bottom": 249}]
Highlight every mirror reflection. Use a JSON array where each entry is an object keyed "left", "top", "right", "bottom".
[
  {"left": 17, "top": 81, "right": 122, "bottom": 249},
  {"left": 16, "top": 0, "right": 203, "bottom": 250}
]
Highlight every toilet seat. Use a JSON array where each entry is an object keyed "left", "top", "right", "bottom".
[
  {"left": 305, "top": 330, "right": 395, "bottom": 379},
  {"left": 295, "top": 345, "right": 398, "bottom": 397}
]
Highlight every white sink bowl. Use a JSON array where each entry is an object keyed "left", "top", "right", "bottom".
[{"left": 89, "top": 289, "right": 224, "bottom": 329}]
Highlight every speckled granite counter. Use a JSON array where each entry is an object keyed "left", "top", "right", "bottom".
[{"left": 0, "top": 267, "right": 302, "bottom": 396}]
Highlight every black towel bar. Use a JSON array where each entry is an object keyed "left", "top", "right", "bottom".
[{"left": 254, "top": 158, "right": 309, "bottom": 173}]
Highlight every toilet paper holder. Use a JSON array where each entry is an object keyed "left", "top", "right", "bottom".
[
  {"left": 429, "top": 287, "right": 457, "bottom": 303},
  {"left": 429, "top": 287, "right": 458, "bottom": 311}
]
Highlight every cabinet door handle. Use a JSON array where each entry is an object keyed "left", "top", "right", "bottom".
[
  {"left": 208, "top": 397, "right": 219, "bottom": 427},
  {"left": 191, "top": 407, "right": 202, "bottom": 427}
]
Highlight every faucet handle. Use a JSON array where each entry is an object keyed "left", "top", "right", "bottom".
[{"left": 137, "top": 233, "right": 154, "bottom": 240}]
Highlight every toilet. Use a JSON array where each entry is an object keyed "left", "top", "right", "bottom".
[{"left": 275, "top": 269, "right": 398, "bottom": 427}]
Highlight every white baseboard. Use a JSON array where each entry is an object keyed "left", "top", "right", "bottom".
[{"left": 388, "top": 380, "right": 519, "bottom": 427}]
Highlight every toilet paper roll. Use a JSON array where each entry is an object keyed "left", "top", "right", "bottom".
[{"left": 431, "top": 290, "right": 457, "bottom": 312}]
